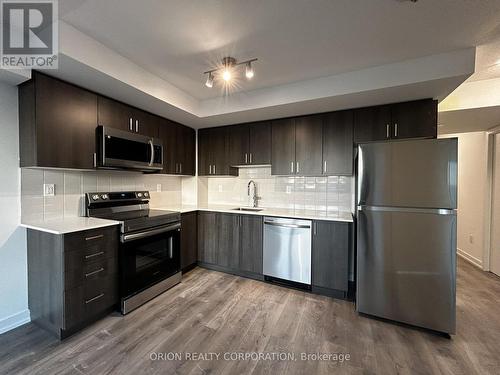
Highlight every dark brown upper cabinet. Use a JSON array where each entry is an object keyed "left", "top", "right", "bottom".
[
  {"left": 391, "top": 99, "right": 437, "bottom": 140},
  {"left": 322, "top": 110, "right": 354, "bottom": 175},
  {"left": 19, "top": 72, "right": 97, "bottom": 169},
  {"left": 295, "top": 114, "right": 323, "bottom": 176},
  {"left": 228, "top": 121, "right": 272, "bottom": 166},
  {"left": 97, "top": 96, "right": 158, "bottom": 138},
  {"left": 271, "top": 118, "right": 296, "bottom": 175},
  {"left": 353, "top": 105, "right": 392, "bottom": 143},
  {"left": 159, "top": 120, "right": 195, "bottom": 175},
  {"left": 198, "top": 127, "right": 237, "bottom": 176},
  {"left": 354, "top": 99, "right": 437, "bottom": 143},
  {"left": 271, "top": 115, "right": 323, "bottom": 176}
]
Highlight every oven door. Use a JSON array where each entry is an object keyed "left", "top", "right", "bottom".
[
  {"left": 96, "top": 126, "right": 163, "bottom": 171},
  {"left": 120, "top": 223, "right": 180, "bottom": 298}
]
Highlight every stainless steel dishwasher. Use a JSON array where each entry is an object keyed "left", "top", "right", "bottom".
[{"left": 263, "top": 217, "right": 312, "bottom": 286}]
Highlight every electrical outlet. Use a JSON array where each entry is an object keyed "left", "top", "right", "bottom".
[
  {"left": 469, "top": 235, "right": 474, "bottom": 244},
  {"left": 218, "top": 184, "right": 223, "bottom": 193},
  {"left": 43, "top": 184, "right": 55, "bottom": 197},
  {"left": 156, "top": 184, "right": 162, "bottom": 192},
  {"left": 286, "top": 186, "right": 292, "bottom": 194}
]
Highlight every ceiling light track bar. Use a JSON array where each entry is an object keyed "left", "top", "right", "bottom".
[{"left": 203, "top": 58, "right": 258, "bottom": 75}]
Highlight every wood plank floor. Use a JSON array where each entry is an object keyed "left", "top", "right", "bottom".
[{"left": 1, "top": 258, "right": 500, "bottom": 375}]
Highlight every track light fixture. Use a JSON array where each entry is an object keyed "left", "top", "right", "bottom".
[{"left": 203, "top": 56, "right": 258, "bottom": 88}]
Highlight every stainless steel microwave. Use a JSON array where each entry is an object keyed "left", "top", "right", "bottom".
[{"left": 96, "top": 126, "right": 163, "bottom": 172}]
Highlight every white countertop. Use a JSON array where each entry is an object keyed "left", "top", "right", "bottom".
[
  {"left": 155, "top": 204, "right": 353, "bottom": 223},
  {"left": 21, "top": 217, "right": 120, "bottom": 235}
]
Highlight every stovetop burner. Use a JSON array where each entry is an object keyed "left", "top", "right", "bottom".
[{"left": 85, "top": 191, "right": 180, "bottom": 233}]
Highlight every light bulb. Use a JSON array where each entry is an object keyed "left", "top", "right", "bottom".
[
  {"left": 222, "top": 68, "right": 232, "bottom": 82},
  {"left": 245, "top": 62, "right": 254, "bottom": 79},
  {"left": 205, "top": 72, "right": 213, "bottom": 88}
]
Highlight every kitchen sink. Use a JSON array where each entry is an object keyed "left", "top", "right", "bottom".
[{"left": 232, "top": 207, "right": 264, "bottom": 212}]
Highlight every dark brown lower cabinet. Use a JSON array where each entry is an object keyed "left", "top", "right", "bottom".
[
  {"left": 312, "top": 220, "right": 351, "bottom": 295},
  {"left": 197, "top": 212, "right": 263, "bottom": 277},
  {"left": 27, "top": 226, "right": 119, "bottom": 339},
  {"left": 181, "top": 212, "right": 197, "bottom": 271},
  {"left": 197, "top": 211, "right": 217, "bottom": 264},
  {"left": 239, "top": 215, "right": 263, "bottom": 274}
]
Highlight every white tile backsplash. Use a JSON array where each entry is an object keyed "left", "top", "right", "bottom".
[
  {"left": 21, "top": 169, "right": 183, "bottom": 219},
  {"left": 206, "top": 167, "right": 353, "bottom": 213}
]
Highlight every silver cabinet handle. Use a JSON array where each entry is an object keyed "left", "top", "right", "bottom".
[
  {"left": 291, "top": 161, "right": 294, "bottom": 174},
  {"left": 85, "top": 251, "right": 104, "bottom": 259},
  {"left": 386, "top": 124, "right": 390, "bottom": 138},
  {"left": 85, "top": 234, "right": 103, "bottom": 241},
  {"left": 324, "top": 160, "right": 327, "bottom": 174},
  {"left": 213, "top": 165, "right": 216, "bottom": 174},
  {"left": 179, "top": 163, "right": 182, "bottom": 174},
  {"left": 245, "top": 153, "right": 248, "bottom": 164},
  {"left": 135, "top": 119, "right": 139, "bottom": 133},
  {"left": 250, "top": 153, "right": 253, "bottom": 164},
  {"left": 85, "top": 293, "right": 104, "bottom": 304},
  {"left": 313, "top": 222, "right": 317, "bottom": 235},
  {"left": 175, "top": 163, "right": 178, "bottom": 173},
  {"left": 394, "top": 123, "right": 398, "bottom": 137},
  {"left": 85, "top": 267, "right": 104, "bottom": 277},
  {"left": 296, "top": 162, "right": 299, "bottom": 174},
  {"left": 129, "top": 118, "right": 133, "bottom": 131},
  {"left": 209, "top": 165, "right": 212, "bottom": 175}
]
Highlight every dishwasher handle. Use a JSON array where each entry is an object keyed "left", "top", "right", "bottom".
[{"left": 264, "top": 221, "right": 311, "bottom": 229}]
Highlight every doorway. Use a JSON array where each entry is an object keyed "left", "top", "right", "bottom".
[{"left": 490, "top": 133, "right": 500, "bottom": 276}]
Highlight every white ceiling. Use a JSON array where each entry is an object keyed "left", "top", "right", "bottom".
[
  {"left": 438, "top": 106, "right": 500, "bottom": 135},
  {"left": 59, "top": 0, "right": 500, "bottom": 100}
]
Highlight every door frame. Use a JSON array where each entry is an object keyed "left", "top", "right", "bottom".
[{"left": 485, "top": 125, "right": 500, "bottom": 272}]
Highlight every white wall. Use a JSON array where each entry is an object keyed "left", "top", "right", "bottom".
[
  {"left": 441, "top": 132, "right": 489, "bottom": 268},
  {"left": 204, "top": 167, "right": 353, "bottom": 214},
  {"left": 0, "top": 82, "right": 29, "bottom": 333}
]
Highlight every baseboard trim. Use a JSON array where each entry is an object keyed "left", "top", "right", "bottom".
[
  {"left": 0, "top": 309, "right": 30, "bottom": 335},
  {"left": 457, "top": 248, "right": 483, "bottom": 269}
]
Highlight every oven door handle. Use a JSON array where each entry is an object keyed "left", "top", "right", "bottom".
[{"left": 121, "top": 223, "right": 180, "bottom": 243}]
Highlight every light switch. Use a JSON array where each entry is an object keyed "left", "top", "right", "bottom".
[
  {"left": 156, "top": 184, "right": 162, "bottom": 192},
  {"left": 43, "top": 184, "right": 55, "bottom": 197}
]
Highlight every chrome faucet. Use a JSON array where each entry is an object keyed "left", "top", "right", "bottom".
[{"left": 247, "top": 180, "right": 260, "bottom": 208}]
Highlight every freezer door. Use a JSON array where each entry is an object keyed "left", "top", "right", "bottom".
[
  {"left": 356, "top": 206, "right": 456, "bottom": 334},
  {"left": 358, "top": 138, "right": 457, "bottom": 209}
]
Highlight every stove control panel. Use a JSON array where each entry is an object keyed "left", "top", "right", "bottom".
[{"left": 86, "top": 191, "right": 150, "bottom": 204}]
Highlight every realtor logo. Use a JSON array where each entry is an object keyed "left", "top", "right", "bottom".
[{"left": 1, "top": 0, "right": 58, "bottom": 69}]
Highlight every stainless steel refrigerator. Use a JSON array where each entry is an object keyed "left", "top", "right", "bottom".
[{"left": 356, "top": 138, "right": 457, "bottom": 334}]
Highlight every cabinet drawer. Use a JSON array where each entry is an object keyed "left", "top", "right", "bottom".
[
  {"left": 64, "top": 276, "right": 118, "bottom": 329},
  {"left": 64, "top": 226, "right": 118, "bottom": 253},
  {"left": 65, "top": 256, "right": 118, "bottom": 290}
]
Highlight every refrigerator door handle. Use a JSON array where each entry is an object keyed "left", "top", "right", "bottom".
[{"left": 357, "top": 205, "right": 456, "bottom": 215}]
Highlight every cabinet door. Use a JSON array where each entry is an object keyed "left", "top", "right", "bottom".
[
  {"left": 211, "top": 127, "right": 230, "bottom": 176},
  {"left": 354, "top": 105, "right": 391, "bottom": 143},
  {"left": 97, "top": 96, "right": 134, "bottom": 132},
  {"left": 322, "top": 111, "right": 354, "bottom": 175},
  {"left": 158, "top": 119, "right": 177, "bottom": 174},
  {"left": 271, "top": 118, "right": 296, "bottom": 175},
  {"left": 197, "top": 128, "right": 211, "bottom": 176},
  {"left": 295, "top": 114, "right": 323, "bottom": 176},
  {"left": 228, "top": 124, "right": 249, "bottom": 166},
  {"left": 249, "top": 121, "right": 271, "bottom": 165},
  {"left": 36, "top": 74, "right": 97, "bottom": 169},
  {"left": 197, "top": 212, "right": 217, "bottom": 264},
  {"left": 181, "top": 212, "right": 197, "bottom": 270},
  {"left": 217, "top": 214, "right": 240, "bottom": 269},
  {"left": 391, "top": 99, "right": 437, "bottom": 140},
  {"left": 312, "top": 221, "right": 350, "bottom": 292},
  {"left": 239, "top": 215, "right": 263, "bottom": 274},
  {"left": 179, "top": 125, "right": 196, "bottom": 176},
  {"left": 133, "top": 109, "right": 159, "bottom": 138}
]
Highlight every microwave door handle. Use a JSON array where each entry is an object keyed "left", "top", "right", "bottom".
[
  {"left": 168, "top": 237, "right": 173, "bottom": 258},
  {"left": 149, "top": 139, "right": 154, "bottom": 166}
]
